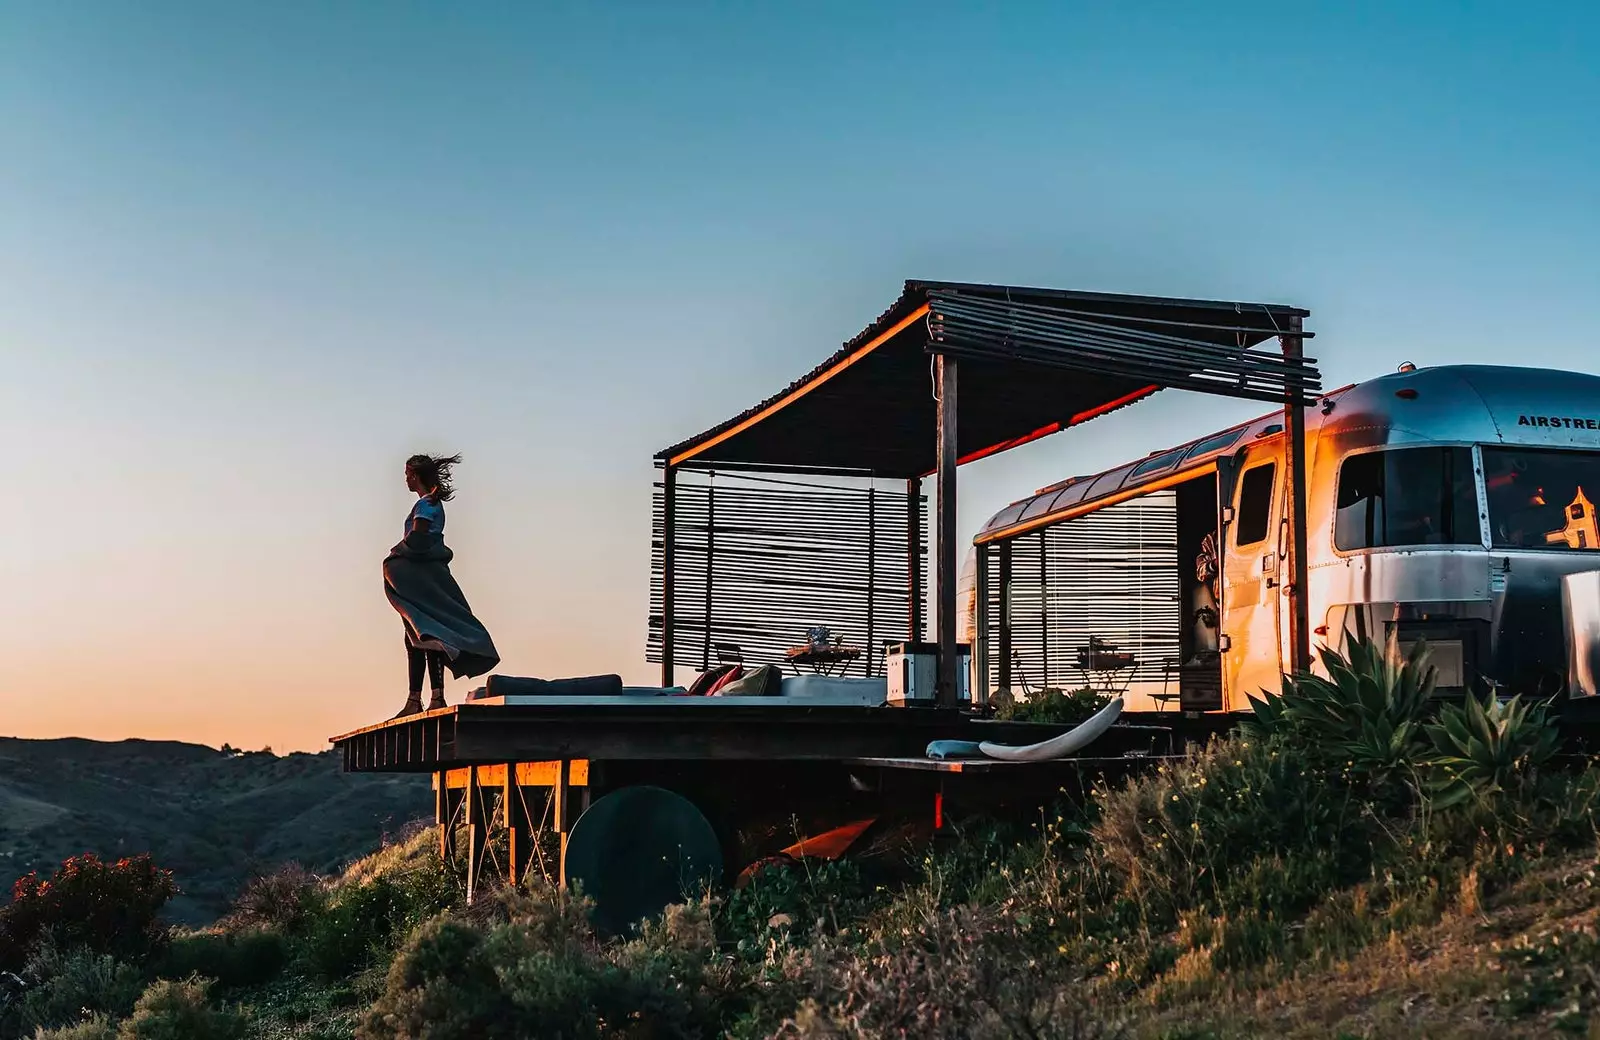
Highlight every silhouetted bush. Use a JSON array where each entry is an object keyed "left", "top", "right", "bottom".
[
  {"left": 224, "top": 864, "right": 319, "bottom": 933},
  {"left": 115, "top": 977, "right": 244, "bottom": 1040},
  {"left": 0, "top": 856, "right": 177, "bottom": 972}
]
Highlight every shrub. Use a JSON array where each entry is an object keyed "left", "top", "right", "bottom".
[
  {"left": 0, "top": 856, "right": 178, "bottom": 971},
  {"left": 296, "top": 869, "right": 454, "bottom": 980},
  {"left": 355, "top": 916, "right": 515, "bottom": 1040},
  {"left": 1426, "top": 689, "right": 1561, "bottom": 810},
  {"left": 721, "top": 859, "right": 873, "bottom": 951},
  {"left": 782, "top": 906, "right": 1113, "bottom": 1039},
  {"left": 1244, "top": 634, "right": 1435, "bottom": 791},
  {"left": 114, "top": 977, "right": 244, "bottom": 1040},
  {"left": 997, "top": 687, "right": 1112, "bottom": 725},
  {"left": 9, "top": 947, "right": 144, "bottom": 1034},
  {"left": 1092, "top": 735, "right": 1370, "bottom": 923},
  {"left": 361, "top": 892, "right": 737, "bottom": 1040},
  {"left": 153, "top": 930, "right": 289, "bottom": 990},
  {"left": 224, "top": 864, "right": 319, "bottom": 932},
  {"left": 31, "top": 1016, "right": 118, "bottom": 1040}
]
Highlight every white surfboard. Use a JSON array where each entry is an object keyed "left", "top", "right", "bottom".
[{"left": 976, "top": 696, "right": 1124, "bottom": 762}]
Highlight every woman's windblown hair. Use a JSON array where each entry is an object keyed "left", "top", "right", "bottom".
[{"left": 407, "top": 453, "right": 462, "bottom": 502}]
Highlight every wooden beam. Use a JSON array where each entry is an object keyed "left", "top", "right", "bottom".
[
  {"left": 434, "top": 761, "right": 591, "bottom": 790},
  {"left": 935, "top": 354, "right": 959, "bottom": 708}
]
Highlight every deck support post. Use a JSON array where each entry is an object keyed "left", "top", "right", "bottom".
[
  {"left": 1281, "top": 317, "right": 1312, "bottom": 676},
  {"left": 504, "top": 763, "right": 528, "bottom": 888},
  {"left": 464, "top": 768, "right": 488, "bottom": 904},
  {"left": 935, "top": 353, "right": 959, "bottom": 708},
  {"left": 554, "top": 759, "right": 573, "bottom": 889},
  {"left": 662, "top": 465, "right": 677, "bottom": 687},
  {"left": 434, "top": 769, "right": 457, "bottom": 865}
]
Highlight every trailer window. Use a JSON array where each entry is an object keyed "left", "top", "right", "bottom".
[
  {"left": 1235, "top": 464, "right": 1275, "bottom": 546},
  {"left": 1334, "top": 447, "right": 1480, "bottom": 550},
  {"left": 1483, "top": 447, "right": 1600, "bottom": 550}
]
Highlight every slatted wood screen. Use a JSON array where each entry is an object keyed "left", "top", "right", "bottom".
[
  {"left": 649, "top": 472, "right": 927, "bottom": 678},
  {"left": 985, "top": 490, "right": 1180, "bottom": 695}
]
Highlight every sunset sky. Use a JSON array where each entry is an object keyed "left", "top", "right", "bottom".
[{"left": 6, "top": 2, "right": 1600, "bottom": 752}]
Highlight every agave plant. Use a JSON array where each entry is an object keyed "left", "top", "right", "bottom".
[
  {"left": 1424, "top": 690, "right": 1560, "bottom": 809},
  {"left": 1245, "top": 633, "right": 1437, "bottom": 783}
]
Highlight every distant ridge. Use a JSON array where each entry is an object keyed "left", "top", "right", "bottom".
[{"left": 0, "top": 736, "right": 430, "bottom": 924}]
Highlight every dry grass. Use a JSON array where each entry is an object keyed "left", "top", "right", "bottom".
[{"left": 1130, "top": 849, "right": 1600, "bottom": 1039}]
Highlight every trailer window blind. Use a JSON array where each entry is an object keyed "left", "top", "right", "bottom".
[
  {"left": 986, "top": 490, "right": 1180, "bottom": 696},
  {"left": 650, "top": 472, "right": 928, "bottom": 677}
]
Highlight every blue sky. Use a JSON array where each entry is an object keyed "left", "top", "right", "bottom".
[{"left": 4, "top": 1, "right": 1599, "bottom": 750}]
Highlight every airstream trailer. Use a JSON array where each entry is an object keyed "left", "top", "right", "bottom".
[{"left": 965, "top": 364, "right": 1600, "bottom": 711}]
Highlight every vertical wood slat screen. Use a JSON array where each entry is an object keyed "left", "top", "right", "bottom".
[
  {"left": 650, "top": 472, "right": 928, "bottom": 677},
  {"left": 986, "top": 491, "right": 1180, "bottom": 695}
]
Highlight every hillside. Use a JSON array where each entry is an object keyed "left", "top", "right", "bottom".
[{"left": 0, "top": 736, "right": 431, "bottom": 924}]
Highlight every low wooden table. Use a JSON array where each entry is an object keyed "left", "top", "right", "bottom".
[{"left": 784, "top": 645, "right": 862, "bottom": 676}]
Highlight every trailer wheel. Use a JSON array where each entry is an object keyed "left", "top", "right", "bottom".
[{"left": 562, "top": 784, "right": 722, "bottom": 937}]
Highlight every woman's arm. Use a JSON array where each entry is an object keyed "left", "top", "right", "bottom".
[{"left": 403, "top": 517, "right": 432, "bottom": 552}]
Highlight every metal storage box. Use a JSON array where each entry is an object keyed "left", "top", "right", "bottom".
[{"left": 885, "top": 641, "right": 971, "bottom": 706}]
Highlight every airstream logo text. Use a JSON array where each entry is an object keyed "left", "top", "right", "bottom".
[{"left": 1519, "top": 415, "right": 1600, "bottom": 430}]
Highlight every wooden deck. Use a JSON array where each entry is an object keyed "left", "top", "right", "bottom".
[{"left": 329, "top": 701, "right": 1239, "bottom": 773}]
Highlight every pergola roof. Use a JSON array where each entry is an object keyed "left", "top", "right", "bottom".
[{"left": 657, "top": 280, "right": 1317, "bottom": 480}]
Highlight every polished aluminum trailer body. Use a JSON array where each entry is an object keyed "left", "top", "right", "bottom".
[{"left": 974, "top": 365, "right": 1600, "bottom": 706}]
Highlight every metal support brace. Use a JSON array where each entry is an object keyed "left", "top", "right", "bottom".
[{"left": 1282, "top": 316, "right": 1312, "bottom": 675}]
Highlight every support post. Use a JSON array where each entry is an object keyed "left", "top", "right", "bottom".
[
  {"left": 702, "top": 475, "right": 715, "bottom": 671},
  {"left": 434, "top": 769, "right": 454, "bottom": 864},
  {"left": 1039, "top": 532, "right": 1050, "bottom": 689},
  {"left": 554, "top": 758, "right": 573, "bottom": 889},
  {"left": 907, "top": 477, "right": 923, "bottom": 641},
  {"left": 998, "top": 540, "right": 1013, "bottom": 694},
  {"left": 465, "top": 769, "right": 487, "bottom": 905},
  {"left": 935, "top": 353, "right": 959, "bottom": 708},
  {"left": 866, "top": 486, "right": 876, "bottom": 674},
  {"left": 504, "top": 764, "right": 528, "bottom": 888},
  {"left": 974, "top": 544, "right": 990, "bottom": 706},
  {"left": 1281, "top": 316, "right": 1312, "bottom": 676},
  {"left": 662, "top": 465, "right": 677, "bottom": 687}
]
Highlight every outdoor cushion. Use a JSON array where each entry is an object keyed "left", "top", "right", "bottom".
[
  {"left": 687, "top": 663, "right": 739, "bottom": 697},
  {"left": 714, "top": 663, "right": 782, "bottom": 697},
  {"left": 483, "top": 674, "right": 624, "bottom": 698}
]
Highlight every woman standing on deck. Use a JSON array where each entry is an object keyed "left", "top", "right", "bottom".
[{"left": 384, "top": 453, "right": 500, "bottom": 717}]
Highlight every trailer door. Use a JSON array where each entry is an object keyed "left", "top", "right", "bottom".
[{"left": 1221, "top": 448, "right": 1286, "bottom": 707}]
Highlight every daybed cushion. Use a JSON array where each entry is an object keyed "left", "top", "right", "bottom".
[
  {"left": 687, "top": 663, "right": 739, "bottom": 697},
  {"left": 483, "top": 674, "right": 625, "bottom": 698},
  {"left": 713, "top": 663, "right": 782, "bottom": 697}
]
